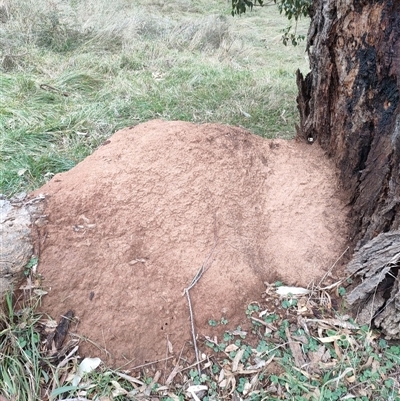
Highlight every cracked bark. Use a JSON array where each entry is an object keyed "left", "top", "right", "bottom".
[{"left": 296, "top": 0, "right": 400, "bottom": 336}]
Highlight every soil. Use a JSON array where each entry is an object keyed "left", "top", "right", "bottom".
[{"left": 31, "top": 120, "right": 349, "bottom": 368}]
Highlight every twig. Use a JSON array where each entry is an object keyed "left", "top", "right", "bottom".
[
  {"left": 176, "top": 357, "right": 208, "bottom": 373},
  {"left": 70, "top": 333, "right": 111, "bottom": 358},
  {"left": 184, "top": 275, "right": 203, "bottom": 377},
  {"left": 130, "top": 356, "right": 174, "bottom": 371},
  {"left": 317, "top": 246, "right": 349, "bottom": 288},
  {"left": 56, "top": 345, "right": 79, "bottom": 369},
  {"left": 184, "top": 243, "right": 218, "bottom": 376}
]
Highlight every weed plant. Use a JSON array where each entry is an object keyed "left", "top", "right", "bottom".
[{"left": 0, "top": 0, "right": 309, "bottom": 195}]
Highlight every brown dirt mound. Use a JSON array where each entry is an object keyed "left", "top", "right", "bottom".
[{"left": 32, "top": 120, "right": 349, "bottom": 367}]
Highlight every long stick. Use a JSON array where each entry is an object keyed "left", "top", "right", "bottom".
[{"left": 184, "top": 244, "right": 217, "bottom": 376}]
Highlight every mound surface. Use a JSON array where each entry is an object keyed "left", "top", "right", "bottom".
[{"left": 33, "top": 120, "right": 349, "bottom": 367}]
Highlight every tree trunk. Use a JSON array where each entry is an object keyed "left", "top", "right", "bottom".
[{"left": 296, "top": 0, "right": 400, "bottom": 336}]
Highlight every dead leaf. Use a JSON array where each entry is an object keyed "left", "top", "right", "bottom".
[
  {"left": 276, "top": 286, "right": 310, "bottom": 296},
  {"left": 167, "top": 339, "right": 173, "bottom": 354},
  {"left": 144, "top": 371, "right": 161, "bottom": 396},
  {"left": 345, "top": 375, "right": 356, "bottom": 383},
  {"left": 318, "top": 335, "right": 342, "bottom": 343},
  {"left": 33, "top": 288, "right": 48, "bottom": 296},
  {"left": 243, "top": 380, "right": 251, "bottom": 395},
  {"left": 225, "top": 344, "right": 239, "bottom": 353},
  {"left": 71, "top": 357, "right": 102, "bottom": 386},
  {"left": 113, "top": 371, "right": 145, "bottom": 386},
  {"left": 187, "top": 385, "right": 208, "bottom": 401},
  {"left": 111, "top": 380, "right": 128, "bottom": 397},
  {"left": 333, "top": 340, "right": 343, "bottom": 360},
  {"left": 165, "top": 364, "right": 182, "bottom": 386},
  {"left": 232, "top": 348, "right": 245, "bottom": 372},
  {"left": 285, "top": 327, "right": 306, "bottom": 368}
]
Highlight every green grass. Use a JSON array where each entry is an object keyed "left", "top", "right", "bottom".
[
  {"left": 0, "top": 293, "right": 46, "bottom": 401},
  {"left": 0, "top": 0, "right": 309, "bottom": 195}
]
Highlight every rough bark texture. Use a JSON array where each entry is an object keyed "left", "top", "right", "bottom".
[{"left": 297, "top": 0, "right": 400, "bottom": 336}]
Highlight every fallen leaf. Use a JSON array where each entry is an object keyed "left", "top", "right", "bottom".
[
  {"left": 345, "top": 375, "right": 356, "bottom": 383},
  {"left": 113, "top": 371, "right": 144, "bottom": 386},
  {"left": 232, "top": 348, "right": 245, "bottom": 372},
  {"left": 225, "top": 344, "right": 239, "bottom": 353},
  {"left": 187, "top": 385, "right": 208, "bottom": 393},
  {"left": 167, "top": 339, "right": 173, "bottom": 354},
  {"left": 243, "top": 381, "right": 251, "bottom": 395},
  {"left": 285, "top": 327, "right": 306, "bottom": 368},
  {"left": 239, "top": 108, "right": 251, "bottom": 118},
  {"left": 111, "top": 380, "right": 128, "bottom": 397},
  {"left": 187, "top": 385, "right": 208, "bottom": 401},
  {"left": 33, "top": 289, "right": 48, "bottom": 296},
  {"left": 165, "top": 364, "right": 182, "bottom": 385},
  {"left": 276, "top": 286, "right": 310, "bottom": 296},
  {"left": 318, "top": 335, "right": 342, "bottom": 343},
  {"left": 71, "top": 357, "right": 102, "bottom": 386}
]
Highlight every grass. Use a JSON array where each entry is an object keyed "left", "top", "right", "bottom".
[
  {"left": 0, "top": 293, "right": 45, "bottom": 401},
  {"left": 0, "top": 0, "right": 309, "bottom": 196}
]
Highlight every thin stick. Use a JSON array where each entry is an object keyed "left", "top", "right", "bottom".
[
  {"left": 130, "top": 356, "right": 174, "bottom": 371},
  {"left": 70, "top": 333, "right": 111, "bottom": 358},
  {"left": 184, "top": 288, "right": 201, "bottom": 376},
  {"left": 184, "top": 243, "right": 218, "bottom": 376},
  {"left": 317, "top": 246, "right": 349, "bottom": 287}
]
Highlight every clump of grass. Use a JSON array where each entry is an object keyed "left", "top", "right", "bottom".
[
  {"left": 0, "top": 292, "right": 46, "bottom": 401},
  {"left": 168, "top": 14, "right": 230, "bottom": 51}
]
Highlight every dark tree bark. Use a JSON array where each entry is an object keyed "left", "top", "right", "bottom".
[{"left": 296, "top": 0, "right": 400, "bottom": 336}]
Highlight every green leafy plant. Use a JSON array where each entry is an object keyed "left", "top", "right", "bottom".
[
  {"left": 24, "top": 256, "right": 38, "bottom": 276},
  {"left": 281, "top": 297, "right": 298, "bottom": 309},
  {"left": 231, "top": 0, "right": 311, "bottom": 45}
]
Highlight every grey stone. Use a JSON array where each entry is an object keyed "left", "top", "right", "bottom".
[{"left": 0, "top": 196, "right": 38, "bottom": 298}]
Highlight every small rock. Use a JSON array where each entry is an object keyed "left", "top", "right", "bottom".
[{"left": 0, "top": 197, "right": 38, "bottom": 299}]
